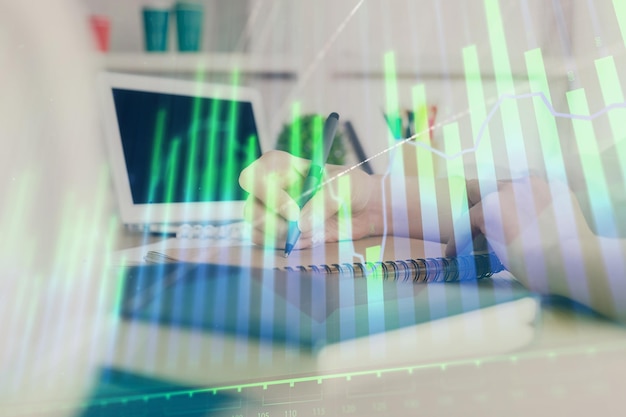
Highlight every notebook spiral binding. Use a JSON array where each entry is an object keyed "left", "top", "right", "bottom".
[{"left": 280, "top": 252, "right": 504, "bottom": 283}]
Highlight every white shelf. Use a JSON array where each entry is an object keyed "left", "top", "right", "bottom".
[
  {"left": 99, "top": 52, "right": 299, "bottom": 77},
  {"left": 327, "top": 53, "right": 569, "bottom": 80}
]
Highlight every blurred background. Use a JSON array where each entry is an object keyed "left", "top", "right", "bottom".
[
  {"left": 83, "top": 0, "right": 626, "bottom": 232},
  {"left": 83, "top": 0, "right": 626, "bottom": 173},
  {"left": 3, "top": 1, "right": 626, "bottom": 416}
]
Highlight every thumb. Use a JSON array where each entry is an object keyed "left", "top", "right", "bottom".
[
  {"left": 298, "top": 171, "right": 360, "bottom": 233},
  {"left": 297, "top": 190, "right": 339, "bottom": 234},
  {"left": 445, "top": 201, "right": 486, "bottom": 257}
]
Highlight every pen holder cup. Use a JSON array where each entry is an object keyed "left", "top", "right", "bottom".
[
  {"left": 175, "top": 2, "right": 203, "bottom": 52},
  {"left": 142, "top": 7, "right": 170, "bottom": 52}
]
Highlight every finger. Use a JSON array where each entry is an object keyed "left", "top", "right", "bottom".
[
  {"left": 242, "top": 197, "right": 270, "bottom": 231},
  {"left": 480, "top": 190, "right": 515, "bottom": 244},
  {"left": 239, "top": 151, "right": 311, "bottom": 221},
  {"left": 250, "top": 223, "right": 315, "bottom": 250},
  {"left": 243, "top": 194, "right": 293, "bottom": 231},
  {"left": 239, "top": 150, "right": 311, "bottom": 192},
  {"left": 249, "top": 216, "right": 290, "bottom": 248},
  {"left": 298, "top": 169, "right": 371, "bottom": 234},
  {"left": 251, "top": 227, "right": 281, "bottom": 248},
  {"left": 466, "top": 178, "right": 505, "bottom": 207},
  {"left": 242, "top": 194, "right": 259, "bottom": 223},
  {"left": 244, "top": 194, "right": 294, "bottom": 245},
  {"left": 243, "top": 195, "right": 285, "bottom": 227},
  {"left": 243, "top": 174, "right": 301, "bottom": 221},
  {"left": 465, "top": 179, "right": 482, "bottom": 207},
  {"left": 290, "top": 235, "right": 314, "bottom": 250},
  {"left": 297, "top": 188, "right": 341, "bottom": 234},
  {"left": 445, "top": 202, "right": 487, "bottom": 257}
]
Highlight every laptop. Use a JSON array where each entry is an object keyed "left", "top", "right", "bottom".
[{"left": 97, "top": 72, "right": 271, "bottom": 234}]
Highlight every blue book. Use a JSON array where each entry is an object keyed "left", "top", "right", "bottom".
[{"left": 119, "top": 262, "right": 539, "bottom": 365}]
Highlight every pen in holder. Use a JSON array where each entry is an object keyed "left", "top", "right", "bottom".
[{"left": 384, "top": 106, "right": 438, "bottom": 141}]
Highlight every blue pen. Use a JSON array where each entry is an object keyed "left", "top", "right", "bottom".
[{"left": 283, "top": 112, "right": 340, "bottom": 257}]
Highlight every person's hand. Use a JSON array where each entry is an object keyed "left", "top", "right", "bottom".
[
  {"left": 446, "top": 176, "right": 594, "bottom": 293},
  {"left": 239, "top": 150, "right": 376, "bottom": 249}
]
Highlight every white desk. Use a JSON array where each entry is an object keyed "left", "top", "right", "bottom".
[{"left": 90, "top": 228, "right": 626, "bottom": 416}]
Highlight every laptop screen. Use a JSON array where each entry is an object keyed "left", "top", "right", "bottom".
[
  {"left": 112, "top": 88, "right": 262, "bottom": 205},
  {"left": 99, "top": 72, "right": 270, "bottom": 226}
]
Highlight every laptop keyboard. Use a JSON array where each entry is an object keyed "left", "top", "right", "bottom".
[{"left": 176, "top": 222, "right": 251, "bottom": 241}]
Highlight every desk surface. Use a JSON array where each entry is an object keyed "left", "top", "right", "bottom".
[
  {"left": 42, "top": 226, "right": 625, "bottom": 417},
  {"left": 74, "top": 302, "right": 626, "bottom": 417}
]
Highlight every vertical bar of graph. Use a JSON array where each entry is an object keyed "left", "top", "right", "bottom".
[
  {"left": 336, "top": 174, "right": 353, "bottom": 244},
  {"left": 164, "top": 139, "right": 181, "bottom": 207},
  {"left": 586, "top": 57, "right": 626, "bottom": 315},
  {"left": 55, "top": 194, "right": 86, "bottom": 283},
  {"left": 0, "top": 171, "right": 35, "bottom": 259},
  {"left": 412, "top": 84, "right": 440, "bottom": 245},
  {"left": 484, "top": 0, "right": 529, "bottom": 177},
  {"left": 259, "top": 183, "right": 279, "bottom": 269},
  {"left": 48, "top": 194, "right": 84, "bottom": 362},
  {"left": 52, "top": 192, "right": 76, "bottom": 279},
  {"left": 223, "top": 72, "right": 242, "bottom": 203},
  {"left": 441, "top": 123, "right": 465, "bottom": 179},
  {"left": 442, "top": 122, "right": 472, "bottom": 258},
  {"left": 311, "top": 115, "right": 324, "bottom": 173},
  {"left": 441, "top": 122, "right": 481, "bottom": 328},
  {"left": 334, "top": 173, "right": 359, "bottom": 356},
  {"left": 148, "top": 109, "right": 168, "bottom": 204},
  {"left": 612, "top": 0, "right": 626, "bottom": 46},
  {"left": 365, "top": 244, "right": 385, "bottom": 359},
  {"left": 384, "top": 52, "right": 402, "bottom": 143},
  {"left": 566, "top": 88, "right": 617, "bottom": 237},
  {"left": 567, "top": 87, "right": 624, "bottom": 311},
  {"left": 308, "top": 116, "right": 327, "bottom": 239},
  {"left": 337, "top": 277, "right": 356, "bottom": 359},
  {"left": 525, "top": 47, "right": 583, "bottom": 289},
  {"left": 463, "top": 45, "right": 497, "bottom": 182},
  {"left": 200, "top": 99, "right": 221, "bottom": 203},
  {"left": 594, "top": 55, "right": 626, "bottom": 184},
  {"left": 289, "top": 102, "right": 302, "bottom": 157},
  {"left": 383, "top": 51, "right": 410, "bottom": 238},
  {"left": 463, "top": 45, "right": 506, "bottom": 246},
  {"left": 410, "top": 85, "right": 434, "bottom": 171},
  {"left": 524, "top": 48, "right": 568, "bottom": 183},
  {"left": 244, "top": 134, "right": 258, "bottom": 171},
  {"left": 258, "top": 270, "right": 275, "bottom": 365},
  {"left": 84, "top": 165, "right": 115, "bottom": 270},
  {"left": 184, "top": 92, "right": 203, "bottom": 203}
]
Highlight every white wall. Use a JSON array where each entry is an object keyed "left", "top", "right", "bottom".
[
  {"left": 567, "top": 1, "right": 626, "bottom": 151},
  {"left": 245, "top": 0, "right": 572, "bottom": 175},
  {"left": 84, "top": 0, "right": 584, "bottom": 176},
  {"left": 84, "top": 0, "right": 248, "bottom": 52}
]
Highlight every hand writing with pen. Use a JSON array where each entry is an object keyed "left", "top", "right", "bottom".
[{"left": 241, "top": 149, "right": 625, "bottom": 321}]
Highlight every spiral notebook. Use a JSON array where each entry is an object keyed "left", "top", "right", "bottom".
[
  {"left": 144, "top": 236, "right": 504, "bottom": 282},
  {"left": 118, "top": 262, "right": 539, "bottom": 376}
]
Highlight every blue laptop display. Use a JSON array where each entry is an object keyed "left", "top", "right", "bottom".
[{"left": 98, "top": 73, "right": 271, "bottom": 230}]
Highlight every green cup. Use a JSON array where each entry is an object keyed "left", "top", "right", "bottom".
[
  {"left": 175, "top": 2, "right": 203, "bottom": 52},
  {"left": 143, "top": 7, "right": 170, "bottom": 52}
]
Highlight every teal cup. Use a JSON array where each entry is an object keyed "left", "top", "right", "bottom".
[
  {"left": 143, "top": 7, "right": 170, "bottom": 52},
  {"left": 175, "top": 2, "right": 203, "bottom": 52}
]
